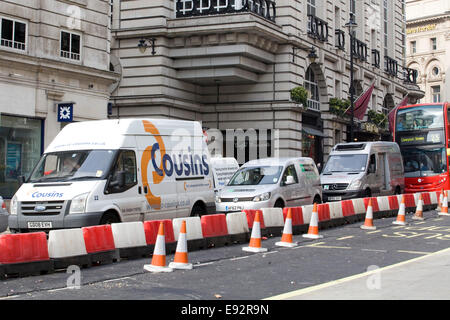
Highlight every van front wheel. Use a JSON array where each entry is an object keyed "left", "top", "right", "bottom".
[
  {"left": 274, "top": 199, "right": 285, "bottom": 209},
  {"left": 100, "top": 211, "right": 120, "bottom": 225}
]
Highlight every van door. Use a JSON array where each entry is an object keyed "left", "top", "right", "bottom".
[
  {"left": 280, "top": 164, "right": 302, "bottom": 207},
  {"left": 367, "top": 153, "right": 377, "bottom": 196},
  {"left": 379, "top": 153, "right": 391, "bottom": 194},
  {"left": 104, "top": 149, "right": 143, "bottom": 222}
]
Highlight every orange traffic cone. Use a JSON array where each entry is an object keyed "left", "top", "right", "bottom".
[
  {"left": 412, "top": 193, "right": 424, "bottom": 220},
  {"left": 436, "top": 189, "right": 444, "bottom": 212},
  {"left": 144, "top": 222, "right": 173, "bottom": 273},
  {"left": 393, "top": 195, "right": 406, "bottom": 225},
  {"left": 303, "top": 203, "right": 323, "bottom": 239},
  {"left": 439, "top": 191, "right": 450, "bottom": 216},
  {"left": 361, "top": 198, "right": 376, "bottom": 230},
  {"left": 275, "top": 208, "right": 298, "bottom": 247},
  {"left": 242, "top": 211, "right": 268, "bottom": 253},
  {"left": 169, "top": 220, "right": 193, "bottom": 270}
]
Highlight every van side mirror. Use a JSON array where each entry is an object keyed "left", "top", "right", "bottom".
[
  {"left": 17, "top": 175, "right": 26, "bottom": 185},
  {"left": 110, "top": 171, "right": 125, "bottom": 188}
]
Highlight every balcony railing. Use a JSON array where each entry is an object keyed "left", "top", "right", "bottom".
[
  {"left": 1, "top": 38, "right": 26, "bottom": 51},
  {"left": 307, "top": 14, "right": 329, "bottom": 42},
  {"left": 335, "top": 29, "right": 345, "bottom": 50},
  {"left": 403, "top": 67, "right": 418, "bottom": 84},
  {"left": 371, "top": 49, "right": 380, "bottom": 68},
  {"left": 307, "top": 99, "right": 320, "bottom": 111},
  {"left": 384, "top": 56, "right": 398, "bottom": 77},
  {"left": 351, "top": 38, "right": 368, "bottom": 62},
  {"left": 176, "top": 0, "right": 276, "bottom": 22}
]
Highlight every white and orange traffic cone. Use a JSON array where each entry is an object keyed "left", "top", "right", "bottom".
[
  {"left": 412, "top": 193, "right": 424, "bottom": 220},
  {"left": 144, "top": 222, "right": 173, "bottom": 273},
  {"left": 303, "top": 203, "right": 323, "bottom": 239},
  {"left": 361, "top": 198, "right": 376, "bottom": 230},
  {"left": 439, "top": 191, "right": 450, "bottom": 216},
  {"left": 275, "top": 208, "right": 298, "bottom": 248},
  {"left": 436, "top": 189, "right": 444, "bottom": 212},
  {"left": 393, "top": 195, "right": 407, "bottom": 226},
  {"left": 169, "top": 220, "right": 193, "bottom": 270},
  {"left": 242, "top": 210, "right": 268, "bottom": 253}
]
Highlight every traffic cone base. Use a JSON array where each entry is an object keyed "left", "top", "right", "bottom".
[
  {"left": 275, "top": 240, "right": 298, "bottom": 248},
  {"left": 392, "top": 220, "right": 406, "bottom": 226},
  {"left": 302, "top": 233, "right": 323, "bottom": 239},
  {"left": 360, "top": 224, "right": 377, "bottom": 230},
  {"left": 143, "top": 264, "right": 173, "bottom": 273},
  {"left": 242, "top": 246, "right": 268, "bottom": 253},
  {"left": 169, "top": 261, "right": 193, "bottom": 270},
  {"left": 412, "top": 215, "right": 425, "bottom": 220},
  {"left": 438, "top": 212, "right": 450, "bottom": 216}
]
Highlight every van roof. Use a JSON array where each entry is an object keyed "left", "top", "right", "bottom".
[
  {"left": 242, "top": 157, "right": 314, "bottom": 167},
  {"left": 331, "top": 141, "right": 399, "bottom": 153},
  {"left": 45, "top": 118, "right": 204, "bottom": 153}
]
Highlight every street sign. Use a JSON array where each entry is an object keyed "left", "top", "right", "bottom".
[{"left": 57, "top": 103, "right": 73, "bottom": 122}]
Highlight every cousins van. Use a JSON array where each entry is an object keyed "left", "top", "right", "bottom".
[
  {"left": 320, "top": 142, "right": 404, "bottom": 202},
  {"left": 9, "top": 119, "right": 215, "bottom": 232}
]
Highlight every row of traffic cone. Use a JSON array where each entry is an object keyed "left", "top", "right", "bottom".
[{"left": 145, "top": 191, "right": 450, "bottom": 272}]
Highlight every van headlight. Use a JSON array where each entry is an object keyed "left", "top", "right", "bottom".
[
  {"left": 10, "top": 196, "right": 17, "bottom": 215},
  {"left": 69, "top": 193, "right": 89, "bottom": 214},
  {"left": 215, "top": 195, "right": 221, "bottom": 203},
  {"left": 253, "top": 192, "right": 271, "bottom": 202},
  {"left": 347, "top": 180, "right": 362, "bottom": 191}
]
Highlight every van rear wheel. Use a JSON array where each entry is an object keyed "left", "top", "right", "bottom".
[{"left": 190, "top": 202, "right": 206, "bottom": 217}]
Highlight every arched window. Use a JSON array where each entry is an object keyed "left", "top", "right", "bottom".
[{"left": 304, "top": 66, "right": 320, "bottom": 111}]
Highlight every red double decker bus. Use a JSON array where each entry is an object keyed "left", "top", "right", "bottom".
[{"left": 393, "top": 102, "right": 450, "bottom": 193}]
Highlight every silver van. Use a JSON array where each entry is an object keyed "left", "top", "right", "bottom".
[
  {"left": 215, "top": 157, "right": 322, "bottom": 213},
  {"left": 320, "top": 142, "right": 404, "bottom": 202}
]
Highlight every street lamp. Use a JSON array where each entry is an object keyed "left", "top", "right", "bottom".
[
  {"left": 307, "top": 46, "right": 318, "bottom": 64},
  {"left": 345, "top": 12, "right": 358, "bottom": 142}
]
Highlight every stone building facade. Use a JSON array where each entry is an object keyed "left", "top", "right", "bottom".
[
  {"left": 406, "top": 0, "right": 450, "bottom": 103},
  {"left": 109, "top": 0, "right": 424, "bottom": 166},
  {"left": 0, "top": 0, "right": 118, "bottom": 198}
]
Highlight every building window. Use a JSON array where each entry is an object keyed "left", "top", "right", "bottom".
[
  {"left": 307, "top": 0, "right": 316, "bottom": 16},
  {"left": 431, "top": 38, "right": 437, "bottom": 50},
  {"left": 432, "top": 86, "right": 441, "bottom": 103},
  {"left": 304, "top": 67, "right": 320, "bottom": 111},
  {"left": 0, "top": 17, "right": 26, "bottom": 51},
  {"left": 350, "top": 0, "right": 356, "bottom": 14},
  {"left": 432, "top": 67, "right": 439, "bottom": 76},
  {"left": 410, "top": 41, "right": 416, "bottom": 54},
  {"left": 0, "top": 115, "right": 42, "bottom": 198},
  {"left": 60, "top": 31, "right": 81, "bottom": 61}
]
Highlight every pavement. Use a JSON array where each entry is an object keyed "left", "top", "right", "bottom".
[{"left": 267, "top": 246, "right": 450, "bottom": 300}]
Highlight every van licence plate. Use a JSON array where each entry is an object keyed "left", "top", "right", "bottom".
[
  {"left": 226, "top": 205, "right": 243, "bottom": 211},
  {"left": 28, "top": 222, "right": 52, "bottom": 229},
  {"left": 328, "top": 196, "right": 342, "bottom": 201}
]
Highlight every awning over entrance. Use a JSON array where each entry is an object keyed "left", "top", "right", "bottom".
[{"left": 302, "top": 126, "right": 325, "bottom": 137}]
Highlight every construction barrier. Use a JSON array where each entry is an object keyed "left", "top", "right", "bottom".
[
  {"left": 3, "top": 190, "right": 448, "bottom": 278},
  {"left": 0, "top": 232, "right": 54, "bottom": 278},
  {"left": 111, "top": 222, "right": 151, "bottom": 259},
  {"left": 48, "top": 229, "right": 90, "bottom": 269},
  {"left": 82, "top": 225, "right": 120, "bottom": 265}
]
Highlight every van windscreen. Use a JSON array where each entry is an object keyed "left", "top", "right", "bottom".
[
  {"left": 322, "top": 154, "right": 368, "bottom": 173},
  {"left": 228, "top": 166, "right": 283, "bottom": 186}
]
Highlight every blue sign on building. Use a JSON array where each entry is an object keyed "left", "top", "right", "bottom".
[{"left": 57, "top": 103, "right": 73, "bottom": 122}]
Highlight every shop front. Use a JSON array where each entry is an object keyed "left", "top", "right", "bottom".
[{"left": 0, "top": 115, "right": 43, "bottom": 198}]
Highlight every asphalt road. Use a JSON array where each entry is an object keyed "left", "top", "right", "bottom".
[{"left": 1, "top": 208, "right": 450, "bottom": 301}]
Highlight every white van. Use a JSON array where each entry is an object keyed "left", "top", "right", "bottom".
[
  {"left": 210, "top": 157, "right": 239, "bottom": 193},
  {"left": 8, "top": 119, "right": 215, "bottom": 232},
  {"left": 215, "top": 157, "right": 322, "bottom": 213},
  {"left": 320, "top": 142, "right": 404, "bottom": 202}
]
